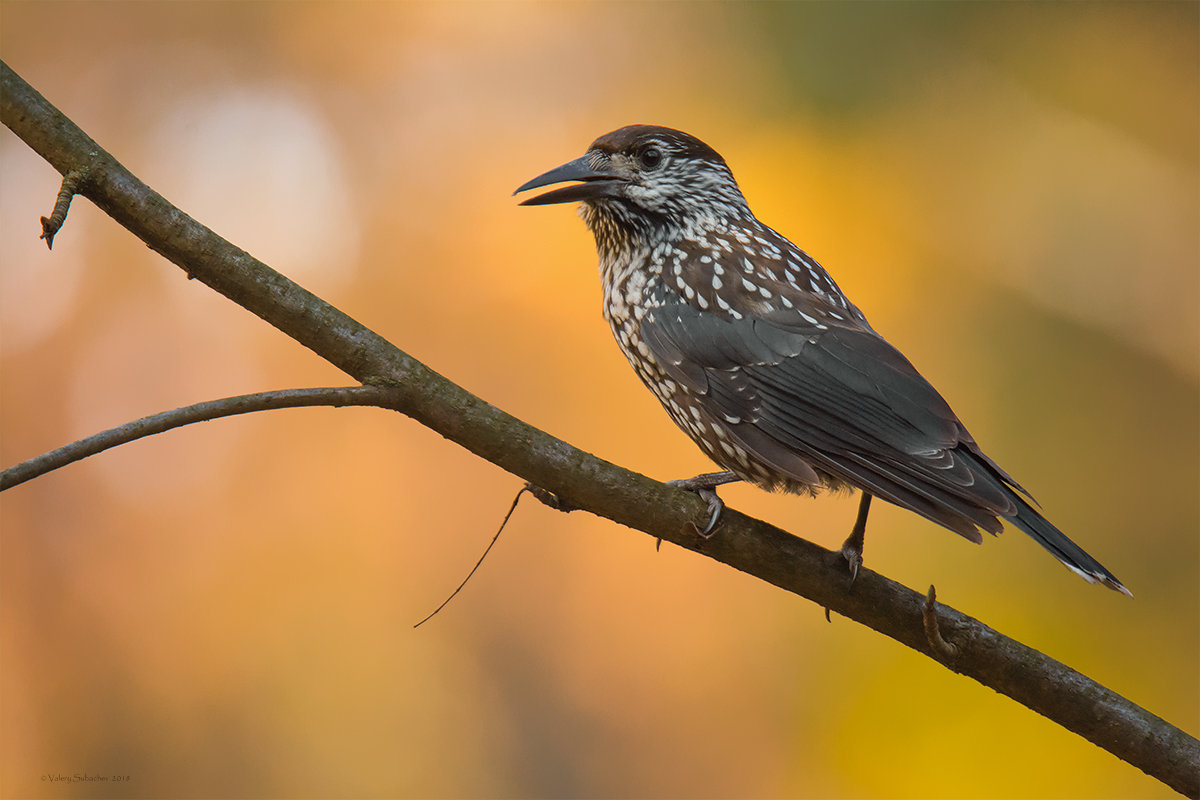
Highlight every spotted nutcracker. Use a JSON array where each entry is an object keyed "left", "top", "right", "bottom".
[{"left": 515, "top": 124, "right": 1127, "bottom": 594}]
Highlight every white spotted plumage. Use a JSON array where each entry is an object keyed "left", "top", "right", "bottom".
[{"left": 517, "top": 124, "right": 1130, "bottom": 594}]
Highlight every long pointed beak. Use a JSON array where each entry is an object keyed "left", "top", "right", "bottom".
[{"left": 514, "top": 154, "right": 623, "bottom": 205}]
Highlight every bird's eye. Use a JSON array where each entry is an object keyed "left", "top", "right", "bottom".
[{"left": 638, "top": 146, "right": 664, "bottom": 170}]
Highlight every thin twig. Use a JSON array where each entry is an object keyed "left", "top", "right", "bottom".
[{"left": 413, "top": 486, "right": 528, "bottom": 629}]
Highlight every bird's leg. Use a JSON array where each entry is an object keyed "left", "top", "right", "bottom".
[
  {"left": 667, "top": 471, "right": 742, "bottom": 537},
  {"left": 840, "top": 491, "right": 873, "bottom": 584}
]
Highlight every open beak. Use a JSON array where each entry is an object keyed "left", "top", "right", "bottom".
[{"left": 514, "top": 154, "right": 623, "bottom": 205}]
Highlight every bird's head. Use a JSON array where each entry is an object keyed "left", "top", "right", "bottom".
[{"left": 515, "top": 125, "right": 748, "bottom": 246}]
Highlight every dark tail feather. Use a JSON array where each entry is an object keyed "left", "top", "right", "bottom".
[{"left": 1008, "top": 496, "right": 1131, "bottom": 596}]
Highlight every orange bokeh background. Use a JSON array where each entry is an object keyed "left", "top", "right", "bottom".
[{"left": 1, "top": 3, "right": 1196, "bottom": 798}]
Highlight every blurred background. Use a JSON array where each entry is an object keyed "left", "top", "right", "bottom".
[{"left": 1, "top": 2, "right": 1196, "bottom": 798}]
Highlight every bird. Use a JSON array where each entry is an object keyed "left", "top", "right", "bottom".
[{"left": 514, "top": 124, "right": 1129, "bottom": 595}]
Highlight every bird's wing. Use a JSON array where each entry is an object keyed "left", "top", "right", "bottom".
[{"left": 640, "top": 283, "right": 1025, "bottom": 538}]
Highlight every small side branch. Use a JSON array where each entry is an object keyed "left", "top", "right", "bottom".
[
  {"left": 40, "top": 168, "right": 87, "bottom": 249},
  {"left": 0, "top": 386, "right": 398, "bottom": 491}
]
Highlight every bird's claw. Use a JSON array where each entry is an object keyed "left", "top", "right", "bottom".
[
  {"left": 840, "top": 543, "right": 862, "bottom": 587},
  {"left": 667, "top": 472, "right": 738, "bottom": 538},
  {"left": 695, "top": 487, "right": 724, "bottom": 538}
]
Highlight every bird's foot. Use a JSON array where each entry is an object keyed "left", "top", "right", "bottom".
[
  {"left": 838, "top": 491, "right": 873, "bottom": 588},
  {"left": 824, "top": 493, "right": 873, "bottom": 621},
  {"left": 667, "top": 471, "right": 741, "bottom": 538},
  {"left": 823, "top": 539, "right": 863, "bottom": 622}
]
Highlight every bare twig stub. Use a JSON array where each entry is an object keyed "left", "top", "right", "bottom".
[
  {"left": 923, "top": 585, "right": 960, "bottom": 661},
  {"left": 524, "top": 482, "right": 577, "bottom": 513},
  {"left": 39, "top": 167, "right": 86, "bottom": 249},
  {"left": 1, "top": 60, "right": 1196, "bottom": 798}
]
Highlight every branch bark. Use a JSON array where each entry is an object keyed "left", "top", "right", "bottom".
[{"left": 2, "top": 60, "right": 1196, "bottom": 797}]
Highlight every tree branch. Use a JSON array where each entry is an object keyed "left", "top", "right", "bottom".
[
  {"left": 2, "top": 60, "right": 1196, "bottom": 797},
  {"left": 0, "top": 386, "right": 397, "bottom": 490}
]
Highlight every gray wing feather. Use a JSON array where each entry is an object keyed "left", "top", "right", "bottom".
[{"left": 640, "top": 289, "right": 1022, "bottom": 537}]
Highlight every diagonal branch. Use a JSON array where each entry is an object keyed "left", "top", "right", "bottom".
[{"left": 2, "top": 60, "right": 1196, "bottom": 798}]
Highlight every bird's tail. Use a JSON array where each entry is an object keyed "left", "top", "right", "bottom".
[{"left": 1008, "top": 496, "right": 1131, "bottom": 596}]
